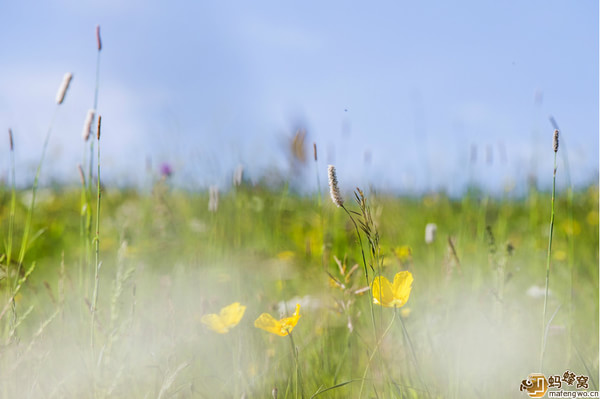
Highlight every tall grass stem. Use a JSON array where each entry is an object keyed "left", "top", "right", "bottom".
[
  {"left": 358, "top": 309, "right": 396, "bottom": 398},
  {"left": 17, "top": 106, "right": 60, "bottom": 270},
  {"left": 90, "top": 116, "right": 102, "bottom": 353},
  {"left": 540, "top": 131, "right": 558, "bottom": 372},
  {"left": 288, "top": 332, "right": 304, "bottom": 399}
]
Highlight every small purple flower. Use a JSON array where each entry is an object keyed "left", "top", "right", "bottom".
[{"left": 160, "top": 162, "right": 173, "bottom": 178}]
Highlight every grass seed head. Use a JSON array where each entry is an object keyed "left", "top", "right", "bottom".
[
  {"left": 96, "top": 25, "right": 102, "bottom": 51},
  {"left": 82, "top": 109, "right": 95, "bottom": 141},
  {"left": 97, "top": 115, "right": 102, "bottom": 140},
  {"left": 77, "top": 164, "right": 85, "bottom": 186},
  {"left": 291, "top": 129, "right": 307, "bottom": 163},
  {"left": 8, "top": 128, "right": 13, "bottom": 151},
  {"left": 328, "top": 165, "right": 343, "bottom": 207},
  {"left": 425, "top": 222, "right": 437, "bottom": 244},
  {"left": 553, "top": 129, "right": 559, "bottom": 153},
  {"left": 233, "top": 164, "right": 243, "bottom": 187},
  {"left": 209, "top": 185, "right": 219, "bottom": 212},
  {"left": 55, "top": 73, "right": 73, "bottom": 105}
]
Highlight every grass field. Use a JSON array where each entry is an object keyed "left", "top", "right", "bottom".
[
  {"left": 0, "top": 25, "right": 597, "bottom": 398},
  {"left": 0, "top": 171, "right": 598, "bottom": 398}
]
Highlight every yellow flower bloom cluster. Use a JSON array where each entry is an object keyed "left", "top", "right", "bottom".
[
  {"left": 201, "top": 272, "right": 413, "bottom": 336},
  {"left": 200, "top": 302, "right": 301, "bottom": 336}
]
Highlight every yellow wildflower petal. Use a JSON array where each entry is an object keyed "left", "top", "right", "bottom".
[
  {"left": 201, "top": 313, "right": 229, "bottom": 334},
  {"left": 392, "top": 271, "right": 413, "bottom": 308},
  {"left": 254, "top": 304, "right": 301, "bottom": 336},
  {"left": 279, "top": 304, "right": 301, "bottom": 334},
  {"left": 201, "top": 302, "right": 246, "bottom": 334},
  {"left": 254, "top": 313, "right": 285, "bottom": 336},
  {"left": 372, "top": 276, "right": 395, "bottom": 307},
  {"left": 220, "top": 302, "right": 246, "bottom": 327}
]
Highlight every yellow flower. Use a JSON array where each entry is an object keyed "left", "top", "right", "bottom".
[
  {"left": 372, "top": 271, "right": 413, "bottom": 308},
  {"left": 394, "top": 245, "right": 412, "bottom": 262},
  {"left": 553, "top": 250, "right": 567, "bottom": 261},
  {"left": 201, "top": 302, "right": 246, "bottom": 334},
  {"left": 277, "top": 251, "right": 295, "bottom": 261},
  {"left": 254, "top": 304, "right": 301, "bottom": 336},
  {"left": 587, "top": 211, "right": 599, "bottom": 226},
  {"left": 560, "top": 220, "right": 581, "bottom": 236}
]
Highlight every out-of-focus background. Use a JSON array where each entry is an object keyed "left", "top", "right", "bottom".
[
  {"left": 0, "top": 2, "right": 598, "bottom": 399},
  {"left": 1, "top": 1, "right": 597, "bottom": 194}
]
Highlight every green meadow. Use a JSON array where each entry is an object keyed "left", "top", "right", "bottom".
[
  {"left": 0, "top": 171, "right": 598, "bottom": 398},
  {"left": 0, "top": 23, "right": 598, "bottom": 399}
]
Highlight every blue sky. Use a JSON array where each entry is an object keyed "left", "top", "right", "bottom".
[{"left": 0, "top": 1, "right": 597, "bottom": 195}]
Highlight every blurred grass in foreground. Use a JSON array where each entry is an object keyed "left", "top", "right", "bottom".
[{"left": 0, "top": 181, "right": 597, "bottom": 398}]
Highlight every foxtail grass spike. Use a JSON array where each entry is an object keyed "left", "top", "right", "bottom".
[
  {"left": 328, "top": 165, "right": 343, "bottom": 207},
  {"left": 77, "top": 164, "right": 86, "bottom": 186},
  {"left": 233, "top": 164, "right": 243, "bottom": 187},
  {"left": 8, "top": 128, "right": 13, "bottom": 151},
  {"left": 209, "top": 185, "right": 219, "bottom": 212},
  {"left": 96, "top": 25, "right": 102, "bottom": 51},
  {"left": 97, "top": 115, "right": 102, "bottom": 140},
  {"left": 82, "top": 109, "right": 95, "bottom": 141},
  {"left": 56, "top": 73, "right": 73, "bottom": 105},
  {"left": 540, "top": 128, "right": 559, "bottom": 372},
  {"left": 313, "top": 142, "right": 317, "bottom": 161},
  {"left": 425, "top": 223, "right": 437, "bottom": 244}
]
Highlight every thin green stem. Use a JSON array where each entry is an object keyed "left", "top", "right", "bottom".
[
  {"left": 6, "top": 130, "right": 16, "bottom": 273},
  {"left": 17, "top": 107, "right": 59, "bottom": 268},
  {"left": 87, "top": 45, "right": 102, "bottom": 293},
  {"left": 341, "top": 205, "right": 377, "bottom": 333},
  {"left": 91, "top": 118, "right": 102, "bottom": 354},
  {"left": 398, "top": 311, "right": 430, "bottom": 397},
  {"left": 288, "top": 332, "right": 304, "bottom": 399},
  {"left": 314, "top": 156, "right": 326, "bottom": 271},
  {"left": 540, "top": 150, "right": 557, "bottom": 372},
  {"left": 6, "top": 129, "right": 17, "bottom": 332},
  {"left": 314, "top": 157, "right": 322, "bottom": 208},
  {"left": 358, "top": 309, "right": 396, "bottom": 398},
  {"left": 12, "top": 106, "right": 59, "bottom": 336},
  {"left": 78, "top": 160, "right": 88, "bottom": 294},
  {"left": 87, "top": 139, "right": 95, "bottom": 272},
  {"left": 566, "top": 186, "right": 574, "bottom": 364},
  {"left": 341, "top": 204, "right": 382, "bottom": 396},
  {"left": 342, "top": 207, "right": 380, "bottom": 332}
]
